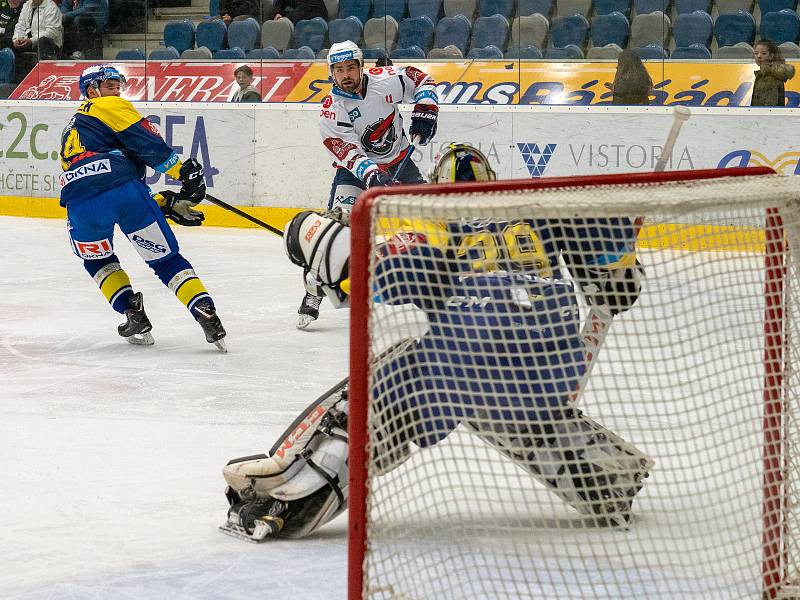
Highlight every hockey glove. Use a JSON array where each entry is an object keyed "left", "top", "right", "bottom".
[
  {"left": 177, "top": 158, "right": 206, "bottom": 204},
  {"left": 577, "top": 260, "right": 644, "bottom": 316},
  {"left": 156, "top": 190, "right": 205, "bottom": 227},
  {"left": 409, "top": 104, "right": 438, "bottom": 146},
  {"left": 365, "top": 169, "right": 396, "bottom": 188}
]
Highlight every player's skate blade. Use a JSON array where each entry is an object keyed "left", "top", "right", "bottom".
[
  {"left": 118, "top": 292, "right": 154, "bottom": 346},
  {"left": 297, "top": 292, "right": 322, "bottom": 330},
  {"left": 194, "top": 300, "right": 227, "bottom": 352},
  {"left": 219, "top": 499, "right": 286, "bottom": 542}
]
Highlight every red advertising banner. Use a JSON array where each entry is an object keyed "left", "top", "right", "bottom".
[{"left": 10, "top": 60, "right": 314, "bottom": 102}]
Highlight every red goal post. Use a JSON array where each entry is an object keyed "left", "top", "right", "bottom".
[{"left": 349, "top": 166, "right": 797, "bottom": 600}]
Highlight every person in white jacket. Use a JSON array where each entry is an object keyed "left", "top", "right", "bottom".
[{"left": 13, "top": 0, "right": 62, "bottom": 58}]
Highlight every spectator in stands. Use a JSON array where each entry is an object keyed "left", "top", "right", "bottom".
[
  {"left": 267, "top": 0, "right": 327, "bottom": 24},
  {"left": 12, "top": 0, "right": 62, "bottom": 58},
  {"left": 106, "top": 0, "right": 145, "bottom": 34},
  {"left": 231, "top": 64, "right": 261, "bottom": 102},
  {"left": 752, "top": 39, "right": 795, "bottom": 107},
  {"left": 605, "top": 49, "right": 652, "bottom": 105},
  {"left": 61, "top": 0, "right": 107, "bottom": 58},
  {"left": 218, "top": 0, "right": 260, "bottom": 24},
  {"left": 0, "top": 0, "right": 23, "bottom": 49}
]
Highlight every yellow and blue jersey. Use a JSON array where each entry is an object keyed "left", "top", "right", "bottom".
[{"left": 59, "top": 96, "right": 184, "bottom": 207}]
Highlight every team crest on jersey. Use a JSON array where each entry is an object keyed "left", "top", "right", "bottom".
[{"left": 361, "top": 112, "right": 397, "bottom": 157}]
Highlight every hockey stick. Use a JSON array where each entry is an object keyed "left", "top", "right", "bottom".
[
  {"left": 391, "top": 134, "right": 421, "bottom": 180},
  {"left": 204, "top": 193, "right": 284, "bottom": 237},
  {"left": 570, "top": 106, "right": 692, "bottom": 405}
]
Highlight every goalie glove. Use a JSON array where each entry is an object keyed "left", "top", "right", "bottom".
[
  {"left": 155, "top": 190, "right": 205, "bottom": 226},
  {"left": 284, "top": 210, "right": 350, "bottom": 307},
  {"left": 177, "top": 158, "right": 206, "bottom": 204},
  {"left": 576, "top": 259, "right": 644, "bottom": 316}
]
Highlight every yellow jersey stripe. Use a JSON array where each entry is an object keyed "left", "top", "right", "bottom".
[
  {"left": 175, "top": 277, "right": 208, "bottom": 307},
  {"left": 99, "top": 269, "right": 132, "bottom": 301}
]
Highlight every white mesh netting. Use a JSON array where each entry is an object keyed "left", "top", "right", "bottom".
[{"left": 354, "top": 173, "right": 800, "bottom": 600}]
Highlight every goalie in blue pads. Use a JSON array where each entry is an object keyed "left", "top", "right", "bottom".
[{"left": 220, "top": 144, "right": 652, "bottom": 541}]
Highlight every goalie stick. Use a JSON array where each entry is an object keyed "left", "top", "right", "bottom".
[{"left": 570, "top": 106, "right": 692, "bottom": 405}]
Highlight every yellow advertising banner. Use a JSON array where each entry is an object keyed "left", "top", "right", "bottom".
[{"left": 285, "top": 61, "right": 796, "bottom": 106}]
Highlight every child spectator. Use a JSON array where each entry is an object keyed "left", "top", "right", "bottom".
[{"left": 752, "top": 39, "right": 795, "bottom": 107}]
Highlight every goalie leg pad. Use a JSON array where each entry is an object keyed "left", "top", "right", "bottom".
[
  {"left": 467, "top": 409, "right": 653, "bottom": 528},
  {"left": 221, "top": 378, "right": 350, "bottom": 541}
]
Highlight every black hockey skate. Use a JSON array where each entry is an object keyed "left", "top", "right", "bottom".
[
  {"left": 118, "top": 292, "right": 154, "bottom": 345},
  {"left": 297, "top": 292, "right": 323, "bottom": 330},
  {"left": 194, "top": 299, "right": 227, "bottom": 353},
  {"left": 220, "top": 487, "right": 288, "bottom": 543}
]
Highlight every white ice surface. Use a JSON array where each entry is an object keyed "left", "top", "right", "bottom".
[{"left": 0, "top": 217, "right": 350, "bottom": 600}]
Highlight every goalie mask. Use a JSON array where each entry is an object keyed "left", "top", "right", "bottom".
[{"left": 431, "top": 143, "right": 497, "bottom": 183}]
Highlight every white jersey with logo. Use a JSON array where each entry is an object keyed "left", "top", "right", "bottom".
[{"left": 319, "top": 65, "right": 438, "bottom": 183}]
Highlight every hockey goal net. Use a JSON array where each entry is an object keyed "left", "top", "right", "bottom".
[{"left": 348, "top": 167, "right": 800, "bottom": 600}]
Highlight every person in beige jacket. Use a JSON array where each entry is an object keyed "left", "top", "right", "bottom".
[{"left": 12, "top": 0, "right": 62, "bottom": 58}]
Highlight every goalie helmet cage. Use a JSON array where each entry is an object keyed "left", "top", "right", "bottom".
[{"left": 349, "top": 167, "right": 799, "bottom": 600}]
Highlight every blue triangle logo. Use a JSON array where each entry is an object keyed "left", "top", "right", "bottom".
[{"left": 517, "top": 143, "right": 556, "bottom": 178}]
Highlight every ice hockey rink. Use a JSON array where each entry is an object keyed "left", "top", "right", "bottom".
[{"left": 0, "top": 212, "right": 783, "bottom": 599}]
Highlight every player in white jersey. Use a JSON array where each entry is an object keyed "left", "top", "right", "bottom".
[{"left": 296, "top": 40, "right": 440, "bottom": 329}]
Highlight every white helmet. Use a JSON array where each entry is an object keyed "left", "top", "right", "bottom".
[
  {"left": 431, "top": 143, "right": 497, "bottom": 183},
  {"left": 327, "top": 40, "right": 363, "bottom": 74}
]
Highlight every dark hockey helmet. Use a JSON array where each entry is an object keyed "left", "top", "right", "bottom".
[{"left": 431, "top": 143, "right": 497, "bottom": 183}]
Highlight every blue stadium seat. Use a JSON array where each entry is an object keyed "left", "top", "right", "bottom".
[
  {"left": 294, "top": 17, "right": 329, "bottom": 51},
  {"left": 329, "top": 16, "right": 364, "bottom": 43},
  {"left": 389, "top": 44, "right": 427, "bottom": 57},
  {"left": 470, "top": 14, "right": 509, "bottom": 52},
  {"left": 149, "top": 46, "right": 181, "bottom": 59},
  {"left": 675, "top": 0, "right": 710, "bottom": 13},
  {"left": 634, "top": 42, "right": 668, "bottom": 58},
  {"left": 196, "top": 20, "right": 227, "bottom": 52},
  {"left": 478, "top": 0, "right": 514, "bottom": 17},
  {"left": 674, "top": 10, "right": 712, "bottom": 47},
  {"left": 761, "top": 9, "right": 800, "bottom": 44},
  {"left": 594, "top": 0, "right": 631, "bottom": 15},
  {"left": 634, "top": 0, "right": 669, "bottom": 12},
  {"left": 248, "top": 46, "right": 281, "bottom": 58},
  {"left": 283, "top": 45, "right": 317, "bottom": 58},
  {"left": 504, "top": 44, "right": 544, "bottom": 57},
  {"left": 0, "top": 47, "right": 14, "bottom": 83},
  {"left": 209, "top": 0, "right": 220, "bottom": 17},
  {"left": 714, "top": 11, "right": 755, "bottom": 47},
  {"left": 115, "top": 48, "right": 145, "bottom": 59},
  {"left": 398, "top": 16, "right": 435, "bottom": 51},
  {"left": 213, "top": 46, "right": 246, "bottom": 58},
  {"left": 591, "top": 12, "right": 629, "bottom": 47},
  {"left": 671, "top": 42, "right": 712, "bottom": 57},
  {"left": 372, "top": 0, "right": 406, "bottom": 21},
  {"left": 467, "top": 43, "right": 503, "bottom": 57},
  {"left": 518, "top": 0, "right": 554, "bottom": 14},
  {"left": 434, "top": 14, "right": 472, "bottom": 54},
  {"left": 363, "top": 46, "right": 389, "bottom": 59},
  {"left": 549, "top": 13, "right": 589, "bottom": 47},
  {"left": 759, "top": 0, "right": 797, "bottom": 14},
  {"left": 227, "top": 17, "right": 260, "bottom": 51},
  {"left": 163, "top": 20, "right": 195, "bottom": 54},
  {"left": 339, "top": 0, "right": 370, "bottom": 23},
  {"left": 408, "top": 0, "right": 442, "bottom": 23},
  {"left": 544, "top": 43, "right": 583, "bottom": 57}
]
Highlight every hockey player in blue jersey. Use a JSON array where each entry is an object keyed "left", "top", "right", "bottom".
[
  {"left": 60, "top": 64, "right": 226, "bottom": 351},
  {"left": 219, "top": 144, "right": 652, "bottom": 542}
]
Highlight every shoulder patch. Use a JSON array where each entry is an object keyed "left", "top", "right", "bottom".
[{"left": 404, "top": 66, "right": 429, "bottom": 87}]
